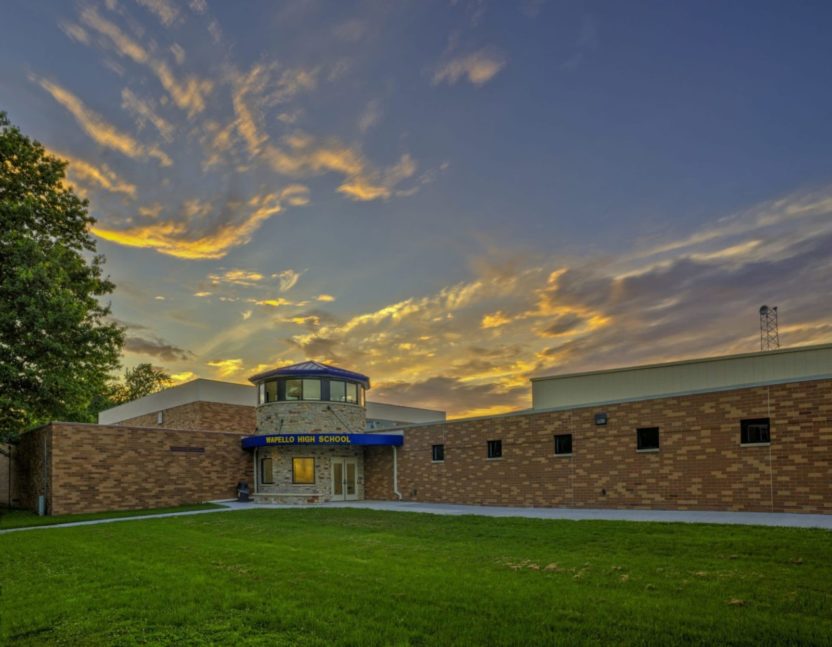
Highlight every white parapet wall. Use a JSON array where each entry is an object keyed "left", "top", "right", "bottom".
[
  {"left": 531, "top": 343, "right": 832, "bottom": 410},
  {"left": 99, "top": 378, "right": 446, "bottom": 427}
]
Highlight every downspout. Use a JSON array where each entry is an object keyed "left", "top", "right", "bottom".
[
  {"left": 253, "top": 447, "right": 259, "bottom": 495},
  {"left": 392, "top": 445, "right": 402, "bottom": 500}
]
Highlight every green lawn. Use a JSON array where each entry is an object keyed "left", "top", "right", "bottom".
[
  {"left": 0, "top": 503, "right": 223, "bottom": 529},
  {"left": 1, "top": 509, "right": 830, "bottom": 646}
]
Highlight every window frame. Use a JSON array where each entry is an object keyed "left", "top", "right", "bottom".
[
  {"left": 487, "top": 439, "right": 502, "bottom": 459},
  {"left": 740, "top": 418, "right": 771, "bottom": 446},
  {"left": 554, "top": 433, "right": 573, "bottom": 456},
  {"left": 432, "top": 444, "right": 445, "bottom": 462},
  {"left": 301, "top": 378, "right": 321, "bottom": 401},
  {"left": 636, "top": 427, "right": 660, "bottom": 452},
  {"left": 345, "top": 382, "right": 358, "bottom": 404},
  {"left": 260, "top": 456, "right": 274, "bottom": 484},
  {"left": 292, "top": 457, "right": 316, "bottom": 484}
]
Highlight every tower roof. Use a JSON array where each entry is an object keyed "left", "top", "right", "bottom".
[{"left": 248, "top": 361, "right": 370, "bottom": 388}]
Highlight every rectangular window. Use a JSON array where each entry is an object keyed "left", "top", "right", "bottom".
[
  {"left": 330, "top": 380, "right": 346, "bottom": 402},
  {"left": 260, "top": 457, "right": 274, "bottom": 484},
  {"left": 346, "top": 382, "right": 358, "bottom": 404},
  {"left": 487, "top": 439, "right": 502, "bottom": 459},
  {"left": 303, "top": 379, "right": 321, "bottom": 400},
  {"left": 285, "top": 379, "right": 303, "bottom": 400},
  {"left": 292, "top": 457, "right": 315, "bottom": 484},
  {"left": 258, "top": 382, "right": 265, "bottom": 405},
  {"left": 637, "top": 427, "right": 660, "bottom": 451},
  {"left": 265, "top": 380, "right": 277, "bottom": 403},
  {"left": 432, "top": 444, "right": 445, "bottom": 462},
  {"left": 554, "top": 434, "right": 573, "bottom": 455},
  {"left": 741, "top": 418, "right": 771, "bottom": 445}
]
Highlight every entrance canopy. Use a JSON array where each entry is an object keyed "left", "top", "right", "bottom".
[{"left": 241, "top": 433, "right": 403, "bottom": 450}]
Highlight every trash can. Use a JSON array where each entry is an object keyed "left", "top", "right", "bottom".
[{"left": 236, "top": 480, "right": 250, "bottom": 502}]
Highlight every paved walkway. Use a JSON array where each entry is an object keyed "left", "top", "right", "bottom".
[
  {"left": 4, "top": 500, "right": 831, "bottom": 533},
  {"left": 224, "top": 500, "right": 832, "bottom": 529}
]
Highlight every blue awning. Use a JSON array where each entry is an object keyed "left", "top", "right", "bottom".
[{"left": 242, "top": 433, "right": 402, "bottom": 449}]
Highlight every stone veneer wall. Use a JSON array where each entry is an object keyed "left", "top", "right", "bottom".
[
  {"left": 256, "top": 445, "right": 364, "bottom": 504},
  {"left": 256, "top": 401, "right": 365, "bottom": 434},
  {"left": 364, "top": 379, "right": 832, "bottom": 514},
  {"left": 116, "top": 401, "right": 256, "bottom": 433},
  {"left": 20, "top": 423, "right": 251, "bottom": 515}
]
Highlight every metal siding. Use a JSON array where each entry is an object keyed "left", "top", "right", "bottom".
[{"left": 532, "top": 344, "right": 832, "bottom": 409}]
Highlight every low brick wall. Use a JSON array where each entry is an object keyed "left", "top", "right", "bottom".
[
  {"left": 367, "top": 379, "right": 832, "bottom": 514},
  {"left": 30, "top": 423, "right": 252, "bottom": 515}
]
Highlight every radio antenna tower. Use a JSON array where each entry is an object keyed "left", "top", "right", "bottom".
[{"left": 759, "top": 305, "right": 780, "bottom": 351}]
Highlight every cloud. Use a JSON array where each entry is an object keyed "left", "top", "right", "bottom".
[
  {"left": 433, "top": 49, "right": 507, "bottom": 86},
  {"left": 135, "top": 0, "right": 181, "bottom": 27},
  {"left": 58, "top": 153, "right": 137, "bottom": 197},
  {"left": 206, "top": 358, "right": 244, "bottom": 378},
  {"left": 373, "top": 376, "right": 526, "bottom": 419},
  {"left": 230, "top": 65, "right": 418, "bottom": 201},
  {"left": 33, "top": 76, "right": 171, "bottom": 166},
  {"left": 80, "top": 7, "right": 212, "bottom": 117},
  {"left": 59, "top": 22, "right": 90, "bottom": 44},
  {"left": 481, "top": 311, "right": 511, "bottom": 329},
  {"left": 253, "top": 298, "right": 293, "bottom": 308},
  {"left": 265, "top": 188, "right": 832, "bottom": 416},
  {"left": 358, "top": 99, "right": 382, "bottom": 133},
  {"left": 121, "top": 88, "right": 174, "bottom": 142},
  {"left": 317, "top": 294, "right": 335, "bottom": 302},
  {"left": 209, "top": 269, "right": 265, "bottom": 287},
  {"left": 276, "top": 269, "right": 301, "bottom": 292},
  {"left": 124, "top": 335, "right": 193, "bottom": 362},
  {"left": 170, "top": 371, "right": 196, "bottom": 383},
  {"left": 92, "top": 185, "right": 310, "bottom": 259}
]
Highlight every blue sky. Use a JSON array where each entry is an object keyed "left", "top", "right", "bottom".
[{"left": 2, "top": 0, "right": 831, "bottom": 416}]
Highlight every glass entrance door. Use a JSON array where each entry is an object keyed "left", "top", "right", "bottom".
[{"left": 331, "top": 458, "right": 358, "bottom": 501}]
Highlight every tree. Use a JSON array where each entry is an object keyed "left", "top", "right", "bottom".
[
  {"left": 0, "top": 111, "right": 124, "bottom": 438},
  {"left": 112, "top": 363, "right": 173, "bottom": 405}
]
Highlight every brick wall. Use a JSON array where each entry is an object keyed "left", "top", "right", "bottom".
[
  {"left": 34, "top": 423, "right": 252, "bottom": 515},
  {"left": 116, "top": 401, "right": 256, "bottom": 433},
  {"left": 366, "top": 379, "right": 832, "bottom": 514},
  {"left": 13, "top": 426, "right": 51, "bottom": 512}
]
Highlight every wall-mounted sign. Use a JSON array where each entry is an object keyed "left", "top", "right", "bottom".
[{"left": 241, "top": 433, "right": 403, "bottom": 449}]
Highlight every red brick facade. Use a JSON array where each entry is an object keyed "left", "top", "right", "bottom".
[
  {"left": 17, "top": 423, "right": 251, "bottom": 515},
  {"left": 365, "top": 379, "right": 832, "bottom": 514},
  {"left": 116, "top": 401, "right": 255, "bottom": 433},
  {"left": 13, "top": 378, "right": 832, "bottom": 515}
]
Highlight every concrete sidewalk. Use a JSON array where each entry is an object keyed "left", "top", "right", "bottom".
[
  {"left": 220, "top": 500, "right": 832, "bottom": 530},
  {"left": 4, "top": 499, "right": 831, "bottom": 533}
]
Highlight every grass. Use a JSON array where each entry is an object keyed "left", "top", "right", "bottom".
[
  {"left": 1, "top": 509, "right": 830, "bottom": 646},
  {"left": 0, "top": 503, "right": 223, "bottom": 529}
]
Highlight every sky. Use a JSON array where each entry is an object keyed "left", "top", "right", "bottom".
[{"left": 2, "top": 0, "right": 832, "bottom": 418}]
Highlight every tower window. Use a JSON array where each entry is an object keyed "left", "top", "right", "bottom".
[{"left": 487, "top": 439, "right": 502, "bottom": 459}]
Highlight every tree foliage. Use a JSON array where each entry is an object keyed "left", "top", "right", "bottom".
[
  {"left": 0, "top": 111, "right": 124, "bottom": 438},
  {"left": 112, "top": 363, "right": 173, "bottom": 406}
]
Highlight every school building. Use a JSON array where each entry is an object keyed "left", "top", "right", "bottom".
[{"left": 9, "top": 344, "right": 832, "bottom": 516}]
